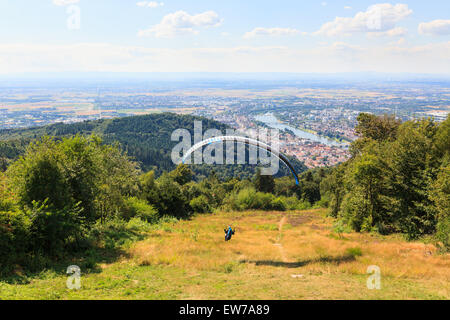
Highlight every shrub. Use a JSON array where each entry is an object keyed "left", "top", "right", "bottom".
[
  {"left": 270, "top": 197, "right": 286, "bottom": 211},
  {"left": 8, "top": 136, "right": 141, "bottom": 224},
  {"left": 295, "top": 200, "right": 312, "bottom": 210},
  {"left": 222, "top": 188, "right": 313, "bottom": 212},
  {"left": 431, "top": 162, "right": 450, "bottom": 252},
  {"left": 345, "top": 247, "right": 363, "bottom": 257},
  {"left": 0, "top": 209, "right": 30, "bottom": 273},
  {"left": 332, "top": 219, "right": 352, "bottom": 237},
  {"left": 0, "top": 197, "right": 16, "bottom": 212},
  {"left": 7, "top": 139, "right": 72, "bottom": 212},
  {"left": 0, "top": 200, "right": 87, "bottom": 274},
  {"left": 235, "top": 187, "right": 259, "bottom": 210},
  {"left": 233, "top": 188, "right": 276, "bottom": 210},
  {"left": 158, "top": 215, "right": 179, "bottom": 225},
  {"left": 122, "top": 197, "right": 158, "bottom": 223},
  {"left": 313, "top": 195, "right": 329, "bottom": 208},
  {"left": 280, "top": 196, "right": 311, "bottom": 210},
  {"left": 190, "top": 195, "right": 211, "bottom": 213},
  {"left": 435, "top": 214, "right": 449, "bottom": 252},
  {"left": 280, "top": 196, "right": 299, "bottom": 210},
  {"left": 88, "top": 217, "right": 151, "bottom": 249},
  {"left": 339, "top": 191, "right": 370, "bottom": 232},
  {"left": 255, "top": 192, "right": 274, "bottom": 210},
  {"left": 26, "top": 201, "right": 85, "bottom": 256},
  {"left": 146, "top": 173, "right": 190, "bottom": 218}
]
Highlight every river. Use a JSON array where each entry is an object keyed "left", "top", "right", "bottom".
[{"left": 254, "top": 113, "right": 346, "bottom": 147}]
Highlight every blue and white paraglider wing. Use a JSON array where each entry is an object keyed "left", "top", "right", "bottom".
[{"left": 181, "top": 135, "right": 299, "bottom": 185}]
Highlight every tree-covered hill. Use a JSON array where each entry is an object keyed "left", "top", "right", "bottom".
[
  {"left": 0, "top": 113, "right": 307, "bottom": 180},
  {"left": 321, "top": 113, "right": 449, "bottom": 246}
]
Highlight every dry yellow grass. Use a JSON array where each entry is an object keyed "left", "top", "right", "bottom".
[
  {"left": 2, "top": 209, "right": 447, "bottom": 300},
  {"left": 126, "top": 209, "right": 449, "bottom": 299}
]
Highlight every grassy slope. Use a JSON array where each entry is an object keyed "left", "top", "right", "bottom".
[{"left": 0, "top": 209, "right": 448, "bottom": 300}]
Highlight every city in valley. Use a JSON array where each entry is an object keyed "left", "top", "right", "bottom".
[{"left": 1, "top": 74, "right": 449, "bottom": 168}]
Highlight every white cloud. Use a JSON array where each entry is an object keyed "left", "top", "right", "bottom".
[
  {"left": 344, "top": 6, "right": 352, "bottom": 10},
  {"left": 315, "top": 3, "right": 412, "bottom": 37},
  {"left": 136, "top": 1, "right": 164, "bottom": 8},
  {"left": 331, "top": 41, "right": 362, "bottom": 52},
  {"left": 388, "top": 37, "right": 406, "bottom": 46},
  {"left": 367, "top": 26, "right": 407, "bottom": 38},
  {"left": 243, "top": 27, "right": 300, "bottom": 39},
  {"left": 52, "top": 0, "right": 79, "bottom": 6},
  {"left": 418, "top": 19, "right": 450, "bottom": 36},
  {"left": 138, "top": 10, "right": 222, "bottom": 38}
]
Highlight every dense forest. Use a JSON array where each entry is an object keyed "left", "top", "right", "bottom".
[
  {"left": 0, "top": 112, "right": 448, "bottom": 276},
  {"left": 0, "top": 113, "right": 307, "bottom": 180}
]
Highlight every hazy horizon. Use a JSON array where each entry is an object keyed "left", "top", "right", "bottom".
[{"left": 2, "top": 71, "right": 450, "bottom": 81}]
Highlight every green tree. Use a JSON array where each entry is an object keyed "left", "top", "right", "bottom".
[
  {"left": 355, "top": 113, "right": 401, "bottom": 141},
  {"left": 95, "top": 141, "right": 140, "bottom": 222},
  {"left": 140, "top": 170, "right": 156, "bottom": 197},
  {"left": 146, "top": 173, "right": 190, "bottom": 218},
  {"left": 169, "top": 164, "right": 193, "bottom": 185},
  {"left": 7, "top": 135, "right": 140, "bottom": 223},
  {"left": 320, "top": 164, "right": 346, "bottom": 217},
  {"left": 274, "top": 176, "right": 298, "bottom": 197},
  {"left": 351, "top": 113, "right": 401, "bottom": 157},
  {"left": 386, "top": 119, "right": 439, "bottom": 238},
  {"left": 59, "top": 135, "right": 102, "bottom": 221},
  {"left": 253, "top": 168, "right": 275, "bottom": 193},
  {"left": 430, "top": 161, "right": 450, "bottom": 250},
  {"left": 434, "top": 114, "right": 450, "bottom": 157},
  {"left": 7, "top": 137, "right": 72, "bottom": 211},
  {"left": 190, "top": 195, "right": 211, "bottom": 213},
  {"left": 350, "top": 153, "right": 385, "bottom": 230}
]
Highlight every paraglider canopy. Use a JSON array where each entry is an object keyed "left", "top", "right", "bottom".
[{"left": 181, "top": 135, "right": 299, "bottom": 185}]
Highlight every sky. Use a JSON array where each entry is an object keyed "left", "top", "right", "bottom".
[{"left": 0, "top": 0, "right": 449, "bottom": 74}]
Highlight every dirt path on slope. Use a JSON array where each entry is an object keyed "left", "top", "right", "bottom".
[{"left": 274, "top": 216, "right": 288, "bottom": 262}]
